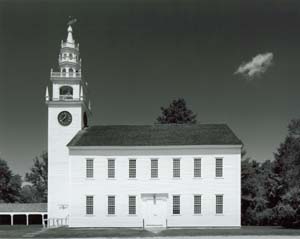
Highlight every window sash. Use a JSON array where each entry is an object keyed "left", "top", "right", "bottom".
[
  {"left": 86, "top": 159, "right": 94, "bottom": 178},
  {"left": 151, "top": 159, "right": 158, "bottom": 178},
  {"left": 173, "top": 195, "right": 180, "bottom": 214},
  {"left": 173, "top": 159, "right": 180, "bottom": 178},
  {"left": 216, "top": 195, "right": 223, "bottom": 214},
  {"left": 108, "top": 196, "right": 115, "bottom": 215},
  {"left": 129, "top": 159, "right": 136, "bottom": 178},
  {"left": 128, "top": 196, "right": 136, "bottom": 215},
  {"left": 216, "top": 158, "right": 223, "bottom": 177},
  {"left": 108, "top": 159, "right": 115, "bottom": 178},
  {"left": 194, "top": 158, "right": 201, "bottom": 177},
  {"left": 194, "top": 195, "right": 201, "bottom": 214},
  {"left": 86, "top": 196, "right": 93, "bottom": 215}
]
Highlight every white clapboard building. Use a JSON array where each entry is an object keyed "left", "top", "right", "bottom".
[{"left": 46, "top": 25, "right": 242, "bottom": 228}]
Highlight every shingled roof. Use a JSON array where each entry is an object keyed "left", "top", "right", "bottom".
[
  {"left": 0, "top": 203, "right": 47, "bottom": 213},
  {"left": 68, "top": 124, "right": 242, "bottom": 147}
]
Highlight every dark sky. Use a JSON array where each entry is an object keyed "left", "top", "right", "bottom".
[{"left": 1, "top": 0, "right": 300, "bottom": 176}]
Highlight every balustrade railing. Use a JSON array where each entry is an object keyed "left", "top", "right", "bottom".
[
  {"left": 51, "top": 72, "right": 81, "bottom": 78},
  {"left": 45, "top": 216, "right": 69, "bottom": 228}
]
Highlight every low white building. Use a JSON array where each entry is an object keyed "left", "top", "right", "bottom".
[{"left": 46, "top": 25, "right": 242, "bottom": 228}]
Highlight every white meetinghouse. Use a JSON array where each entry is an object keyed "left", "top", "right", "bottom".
[{"left": 46, "top": 24, "right": 242, "bottom": 228}]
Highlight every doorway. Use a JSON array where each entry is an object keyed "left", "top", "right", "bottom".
[{"left": 141, "top": 193, "right": 168, "bottom": 227}]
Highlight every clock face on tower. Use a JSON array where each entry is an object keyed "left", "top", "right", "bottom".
[{"left": 58, "top": 111, "right": 72, "bottom": 126}]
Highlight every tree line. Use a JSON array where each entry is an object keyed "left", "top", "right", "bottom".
[
  {"left": 1, "top": 98, "right": 299, "bottom": 227},
  {"left": 0, "top": 152, "right": 47, "bottom": 203}
]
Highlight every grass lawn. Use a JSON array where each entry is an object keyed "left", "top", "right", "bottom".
[
  {"left": 37, "top": 227, "right": 154, "bottom": 238},
  {"left": 0, "top": 225, "right": 43, "bottom": 238},
  {"left": 36, "top": 226, "right": 300, "bottom": 238},
  {"left": 0, "top": 225, "right": 300, "bottom": 238},
  {"left": 160, "top": 226, "right": 300, "bottom": 236}
]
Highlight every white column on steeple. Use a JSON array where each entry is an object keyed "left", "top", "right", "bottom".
[
  {"left": 45, "top": 86, "right": 49, "bottom": 101},
  {"left": 80, "top": 86, "right": 83, "bottom": 100}
]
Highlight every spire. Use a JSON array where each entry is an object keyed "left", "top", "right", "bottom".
[{"left": 67, "top": 25, "right": 74, "bottom": 44}]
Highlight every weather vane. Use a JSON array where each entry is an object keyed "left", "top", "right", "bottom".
[{"left": 67, "top": 16, "right": 77, "bottom": 26}]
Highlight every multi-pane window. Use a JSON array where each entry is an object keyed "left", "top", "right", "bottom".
[
  {"left": 173, "top": 195, "right": 180, "bottom": 214},
  {"left": 216, "top": 158, "right": 223, "bottom": 177},
  {"left": 194, "top": 195, "right": 201, "bottom": 214},
  {"left": 194, "top": 158, "right": 201, "bottom": 178},
  {"left": 108, "top": 196, "right": 115, "bottom": 215},
  {"left": 173, "top": 159, "right": 180, "bottom": 178},
  {"left": 129, "top": 159, "right": 136, "bottom": 178},
  {"left": 107, "top": 159, "right": 115, "bottom": 178},
  {"left": 86, "top": 196, "right": 93, "bottom": 215},
  {"left": 216, "top": 195, "right": 223, "bottom": 214},
  {"left": 128, "top": 196, "right": 136, "bottom": 215},
  {"left": 151, "top": 159, "right": 158, "bottom": 178},
  {"left": 86, "top": 159, "right": 94, "bottom": 178}
]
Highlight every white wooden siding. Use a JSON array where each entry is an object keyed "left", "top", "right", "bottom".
[{"left": 68, "top": 146, "right": 241, "bottom": 228}]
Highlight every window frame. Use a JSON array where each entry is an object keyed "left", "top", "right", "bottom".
[
  {"left": 194, "top": 195, "right": 202, "bottom": 214},
  {"left": 129, "top": 159, "right": 136, "bottom": 179},
  {"left": 59, "top": 85, "right": 73, "bottom": 100},
  {"left": 107, "top": 195, "right": 116, "bottom": 215},
  {"left": 86, "top": 195, "right": 94, "bottom": 215},
  {"left": 173, "top": 158, "right": 181, "bottom": 178},
  {"left": 107, "top": 159, "right": 115, "bottom": 179},
  {"left": 216, "top": 194, "right": 224, "bottom": 215},
  {"left": 86, "top": 158, "right": 94, "bottom": 179},
  {"left": 194, "top": 158, "right": 201, "bottom": 178},
  {"left": 215, "top": 158, "right": 223, "bottom": 178},
  {"left": 151, "top": 159, "right": 158, "bottom": 178},
  {"left": 128, "top": 195, "right": 136, "bottom": 215},
  {"left": 172, "top": 195, "right": 181, "bottom": 215}
]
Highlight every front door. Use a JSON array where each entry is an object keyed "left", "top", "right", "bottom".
[{"left": 142, "top": 194, "right": 167, "bottom": 227}]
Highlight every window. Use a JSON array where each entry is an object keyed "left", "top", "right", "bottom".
[
  {"left": 173, "top": 159, "right": 180, "bottom": 178},
  {"left": 194, "top": 195, "right": 201, "bottom": 214},
  {"left": 129, "top": 159, "right": 136, "bottom": 178},
  {"left": 86, "top": 196, "right": 93, "bottom": 215},
  {"left": 151, "top": 159, "right": 158, "bottom": 178},
  {"left": 128, "top": 196, "right": 136, "bottom": 215},
  {"left": 216, "top": 195, "right": 223, "bottom": 214},
  {"left": 108, "top": 159, "right": 115, "bottom": 178},
  {"left": 216, "top": 158, "right": 223, "bottom": 177},
  {"left": 194, "top": 158, "right": 201, "bottom": 178},
  {"left": 59, "top": 86, "right": 73, "bottom": 100},
  {"left": 108, "top": 196, "right": 115, "bottom": 215},
  {"left": 86, "top": 159, "right": 93, "bottom": 178},
  {"left": 173, "top": 195, "right": 180, "bottom": 214}
]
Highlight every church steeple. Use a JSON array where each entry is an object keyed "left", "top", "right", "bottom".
[
  {"left": 58, "top": 25, "right": 81, "bottom": 77},
  {"left": 45, "top": 24, "right": 90, "bottom": 104},
  {"left": 46, "top": 23, "right": 91, "bottom": 123}
]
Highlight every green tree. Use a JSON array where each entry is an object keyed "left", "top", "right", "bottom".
[
  {"left": 272, "top": 119, "right": 300, "bottom": 227},
  {"left": 0, "top": 158, "right": 22, "bottom": 202},
  {"left": 277, "top": 187, "right": 300, "bottom": 228},
  {"left": 156, "top": 98, "right": 197, "bottom": 124},
  {"left": 24, "top": 152, "right": 48, "bottom": 202},
  {"left": 20, "top": 185, "right": 40, "bottom": 203}
]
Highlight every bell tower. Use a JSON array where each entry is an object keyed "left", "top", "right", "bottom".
[{"left": 46, "top": 24, "right": 91, "bottom": 220}]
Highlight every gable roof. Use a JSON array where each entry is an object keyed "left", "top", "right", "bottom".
[
  {"left": 67, "top": 124, "right": 242, "bottom": 147},
  {"left": 0, "top": 203, "right": 47, "bottom": 213}
]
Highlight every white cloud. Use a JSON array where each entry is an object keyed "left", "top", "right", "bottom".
[{"left": 235, "top": 52, "right": 274, "bottom": 80}]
